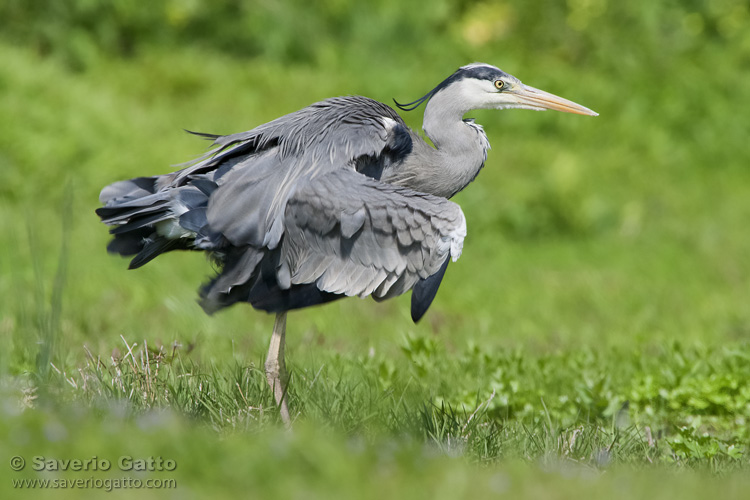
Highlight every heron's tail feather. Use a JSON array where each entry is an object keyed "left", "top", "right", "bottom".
[{"left": 96, "top": 175, "right": 223, "bottom": 268}]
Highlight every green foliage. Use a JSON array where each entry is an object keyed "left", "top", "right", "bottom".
[
  {"left": 2, "top": 0, "right": 750, "bottom": 497},
  {"left": 17, "top": 333, "right": 749, "bottom": 468},
  {"left": 0, "top": 0, "right": 459, "bottom": 70},
  {"left": 667, "top": 425, "right": 744, "bottom": 470}
]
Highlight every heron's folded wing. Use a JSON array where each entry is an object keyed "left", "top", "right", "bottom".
[
  {"left": 203, "top": 97, "right": 413, "bottom": 249},
  {"left": 280, "top": 169, "right": 466, "bottom": 321},
  {"left": 161, "top": 96, "right": 412, "bottom": 190}
]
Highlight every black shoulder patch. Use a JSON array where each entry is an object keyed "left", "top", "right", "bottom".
[
  {"left": 356, "top": 122, "right": 413, "bottom": 180},
  {"left": 390, "top": 123, "right": 413, "bottom": 158}
]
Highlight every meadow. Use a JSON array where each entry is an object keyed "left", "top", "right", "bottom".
[{"left": 1, "top": 1, "right": 750, "bottom": 498}]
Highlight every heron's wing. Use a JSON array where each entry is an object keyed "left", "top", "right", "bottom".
[
  {"left": 201, "top": 96, "right": 413, "bottom": 249},
  {"left": 279, "top": 169, "right": 466, "bottom": 321},
  {"left": 161, "top": 96, "right": 411, "bottom": 189}
]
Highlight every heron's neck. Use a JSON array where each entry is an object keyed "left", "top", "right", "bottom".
[{"left": 418, "top": 93, "right": 490, "bottom": 198}]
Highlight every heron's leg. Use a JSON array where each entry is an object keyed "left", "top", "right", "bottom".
[{"left": 265, "top": 312, "right": 291, "bottom": 426}]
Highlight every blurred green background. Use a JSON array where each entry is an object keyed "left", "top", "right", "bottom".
[{"left": 1, "top": 0, "right": 750, "bottom": 498}]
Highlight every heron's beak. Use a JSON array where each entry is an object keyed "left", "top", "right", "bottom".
[{"left": 512, "top": 84, "right": 598, "bottom": 116}]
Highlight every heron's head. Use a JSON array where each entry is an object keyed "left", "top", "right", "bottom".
[{"left": 395, "top": 63, "right": 597, "bottom": 116}]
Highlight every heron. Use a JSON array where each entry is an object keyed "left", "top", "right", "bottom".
[{"left": 97, "top": 63, "right": 597, "bottom": 425}]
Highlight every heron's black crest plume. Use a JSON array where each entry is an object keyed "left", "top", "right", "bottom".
[
  {"left": 393, "top": 66, "right": 462, "bottom": 111},
  {"left": 393, "top": 79, "right": 449, "bottom": 112},
  {"left": 393, "top": 93, "right": 433, "bottom": 112}
]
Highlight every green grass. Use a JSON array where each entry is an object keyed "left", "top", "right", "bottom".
[{"left": 2, "top": 1, "right": 750, "bottom": 497}]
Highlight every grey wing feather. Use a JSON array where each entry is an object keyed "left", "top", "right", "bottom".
[
  {"left": 280, "top": 169, "right": 466, "bottom": 304},
  {"left": 203, "top": 96, "right": 413, "bottom": 250}
]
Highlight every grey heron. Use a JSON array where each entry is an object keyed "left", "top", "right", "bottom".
[{"left": 97, "top": 63, "right": 597, "bottom": 425}]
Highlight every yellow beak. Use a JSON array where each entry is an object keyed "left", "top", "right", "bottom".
[{"left": 512, "top": 84, "right": 598, "bottom": 116}]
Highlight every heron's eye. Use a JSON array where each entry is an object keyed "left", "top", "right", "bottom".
[{"left": 494, "top": 80, "right": 505, "bottom": 90}]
